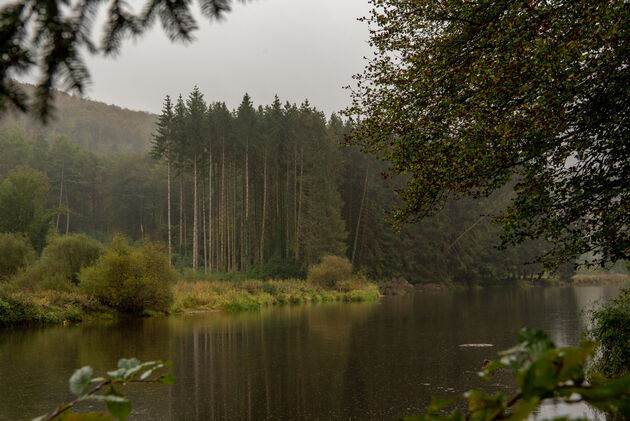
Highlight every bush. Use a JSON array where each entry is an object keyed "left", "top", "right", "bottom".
[
  {"left": 0, "top": 233, "right": 35, "bottom": 281},
  {"left": 335, "top": 276, "right": 368, "bottom": 292},
  {"left": 307, "top": 255, "right": 352, "bottom": 289},
  {"left": 587, "top": 286, "right": 630, "bottom": 378},
  {"left": 40, "top": 234, "right": 103, "bottom": 284},
  {"left": 79, "top": 235, "right": 176, "bottom": 313}
]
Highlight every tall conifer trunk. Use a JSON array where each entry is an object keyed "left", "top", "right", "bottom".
[
  {"left": 208, "top": 147, "right": 214, "bottom": 271},
  {"left": 295, "top": 153, "right": 303, "bottom": 261},
  {"left": 65, "top": 190, "right": 70, "bottom": 235},
  {"left": 202, "top": 177, "right": 207, "bottom": 273},
  {"left": 221, "top": 138, "right": 226, "bottom": 270},
  {"left": 56, "top": 161, "right": 64, "bottom": 231},
  {"left": 245, "top": 138, "right": 249, "bottom": 268},
  {"left": 352, "top": 163, "right": 369, "bottom": 264},
  {"left": 179, "top": 172, "right": 184, "bottom": 255},
  {"left": 167, "top": 149, "right": 172, "bottom": 265},
  {"left": 193, "top": 154, "right": 199, "bottom": 271},
  {"left": 260, "top": 148, "right": 267, "bottom": 265}
]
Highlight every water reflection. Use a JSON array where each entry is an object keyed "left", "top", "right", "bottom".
[{"left": 0, "top": 286, "right": 620, "bottom": 420}]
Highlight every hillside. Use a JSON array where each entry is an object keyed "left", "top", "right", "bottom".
[{"left": 0, "top": 83, "right": 156, "bottom": 154}]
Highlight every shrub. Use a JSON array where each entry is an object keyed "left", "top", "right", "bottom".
[
  {"left": 307, "top": 255, "right": 352, "bottom": 289},
  {"left": 79, "top": 235, "right": 176, "bottom": 313},
  {"left": 587, "top": 286, "right": 630, "bottom": 378},
  {"left": 0, "top": 233, "right": 35, "bottom": 281},
  {"left": 40, "top": 234, "right": 103, "bottom": 284},
  {"left": 335, "top": 275, "right": 367, "bottom": 292}
]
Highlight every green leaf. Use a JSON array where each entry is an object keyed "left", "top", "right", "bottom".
[
  {"left": 139, "top": 363, "right": 164, "bottom": 380},
  {"left": 580, "top": 373, "right": 630, "bottom": 401},
  {"left": 505, "top": 396, "right": 539, "bottom": 421},
  {"left": 106, "top": 369, "right": 126, "bottom": 379},
  {"left": 556, "top": 341, "right": 596, "bottom": 383},
  {"left": 104, "top": 386, "right": 132, "bottom": 421},
  {"left": 466, "top": 390, "right": 505, "bottom": 416},
  {"left": 69, "top": 366, "right": 94, "bottom": 396},
  {"left": 479, "top": 359, "right": 505, "bottom": 381},
  {"left": 117, "top": 358, "right": 140, "bottom": 370},
  {"left": 80, "top": 395, "right": 128, "bottom": 403},
  {"left": 427, "top": 396, "right": 460, "bottom": 413},
  {"left": 517, "top": 349, "right": 560, "bottom": 398},
  {"left": 158, "top": 373, "right": 176, "bottom": 385}
]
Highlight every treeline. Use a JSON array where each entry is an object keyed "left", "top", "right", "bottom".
[
  {"left": 151, "top": 89, "right": 347, "bottom": 274},
  {"left": 0, "top": 89, "right": 547, "bottom": 284}
]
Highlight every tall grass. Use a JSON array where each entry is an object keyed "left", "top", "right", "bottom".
[{"left": 172, "top": 278, "right": 380, "bottom": 313}]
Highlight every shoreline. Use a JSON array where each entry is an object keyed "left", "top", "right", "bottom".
[
  {"left": 0, "top": 279, "right": 382, "bottom": 328},
  {"left": 2, "top": 275, "right": 627, "bottom": 328}
]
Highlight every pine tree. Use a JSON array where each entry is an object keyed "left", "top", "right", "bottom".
[{"left": 150, "top": 95, "right": 174, "bottom": 265}]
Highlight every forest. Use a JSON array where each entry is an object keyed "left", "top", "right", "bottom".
[{"left": 0, "top": 87, "right": 547, "bottom": 286}]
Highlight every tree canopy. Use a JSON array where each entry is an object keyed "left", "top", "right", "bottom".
[
  {"left": 346, "top": 0, "right": 630, "bottom": 270},
  {"left": 0, "top": 0, "right": 241, "bottom": 121}
]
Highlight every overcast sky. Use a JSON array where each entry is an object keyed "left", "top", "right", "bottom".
[{"left": 66, "top": 0, "right": 373, "bottom": 116}]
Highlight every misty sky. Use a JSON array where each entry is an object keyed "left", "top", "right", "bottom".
[{"left": 66, "top": 0, "right": 373, "bottom": 116}]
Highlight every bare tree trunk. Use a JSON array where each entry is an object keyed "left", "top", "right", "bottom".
[
  {"left": 202, "top": 179, "right": 207, "bottom": 273},
  {"left": 56, "top": 161, "right": 64, "bottom": 231},
  {"left": 244, "top": 138, "right": 249, "bottom": 268},
  {"left": 193, "top": 154, "right": 199, "bottom": 271},
  {"left": 208, "top": 147, "right": 214, "bottom": 271},
  {"left": 179, "top": 172, "right": 184, "bottom": 256},
  {"left": 167, "top": 150, "right": 172, "bottom": 265},
  {"left": 286, "top": 159, "right": 290, "bottom": 258},
  {"left": 221, "top": 138, "right": 226, "bottom": 271},
  {"left": 260, "top": 148, "right": 267, "bottom": 266},
  {"left": 293, "top": 145, "right": 297, "bottom": 239},
  {"left": 227, "top": 163, "right": 231, "bottom": 271},
  {"left": 352, "top": 163, "right": 370, "bottom": 265},
  {"left": 295, "top": 153, "right": 304, "bottom": 261},
  {"left": 65, "top": 190, "right": 70, "bottom": 235},
  {"left": 232, "top": 169, "right": 237, "bottom": 271}
]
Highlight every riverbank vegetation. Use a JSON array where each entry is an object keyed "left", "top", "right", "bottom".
[{"left": 0, "top": 232, "right": 379, "bottom": 326}]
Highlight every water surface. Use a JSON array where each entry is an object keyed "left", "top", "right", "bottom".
[{"left": 0, "top": 285, "right": 620, "bottom": 420}]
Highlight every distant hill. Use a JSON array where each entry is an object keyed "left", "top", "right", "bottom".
[{"left": 0, "top": 82, "right": 156, "bottom": 154}]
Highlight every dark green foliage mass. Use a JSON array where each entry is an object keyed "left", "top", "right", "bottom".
[
  {"left": 346, "top": 0, "right": 630, "bottom": 271},
  {"left": 0, "top": 233, "right": 36, "bottom": 281},
  {"left": 79, "top": 235, "right": 176, "bottom": 314},
  {"left": 39, "top": 234, "right": 104, "bottom": 285},
  {"left": 588, "top": 287, "right": 630, "bottom": 378},
  {"left": 0, "top": 167, "right": 52, "bottom": 253}
]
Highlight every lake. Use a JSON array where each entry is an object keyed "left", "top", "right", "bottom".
[{"left": 0, "top": 285, "right": 621, "bottom": 420}]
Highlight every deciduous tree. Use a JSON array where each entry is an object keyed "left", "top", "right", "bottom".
[{"left": 346, "top": 0, "right": 630, "bottom": 269}]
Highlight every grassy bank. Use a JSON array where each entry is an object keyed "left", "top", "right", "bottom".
[
  {"left": 0, "top": 278, "right": 381, "bottom": 327},
  {"left": 172, "top": 279, "right": 381, "bottom": 312},
  {"left": 0, "top": 288, "right": 112, "bottom": 326}
]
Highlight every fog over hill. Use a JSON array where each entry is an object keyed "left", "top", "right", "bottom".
[{"left": 0, "top": 83, "right": 156, "bottom": 154}]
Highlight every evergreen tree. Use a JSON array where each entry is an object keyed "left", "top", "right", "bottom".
[{"left": 151, "top": 95, "right": 174, "bottom": 264}]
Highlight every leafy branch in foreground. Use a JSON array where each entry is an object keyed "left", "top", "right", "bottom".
[
  {"left": 0, "top": 0, "right": 245, "bottom": 121},
  {"left": 33, "top": 358, "right": 175, "bottom": 421},
  {"left": 402, "top": 328, "right": 630, "bottom": 421}
]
